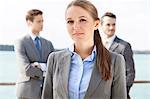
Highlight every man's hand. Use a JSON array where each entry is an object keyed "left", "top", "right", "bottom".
[{"left": 31, "top": 62, "right": 41, "bottom": 69}]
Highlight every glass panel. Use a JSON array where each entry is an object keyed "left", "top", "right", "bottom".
[
  {"left": 130, "top": 83, "right": 150, "bottom": 99},
  {"left": 0, "top": 51, "right": 18, "bottom": 82},
  {"left": 134, "top": 54, "right": 150, "bottom": 80},
  {"left": 0, "top": 86, "right": 17, "bottom": 99}
]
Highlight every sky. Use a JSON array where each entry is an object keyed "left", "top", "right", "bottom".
[{"left": 0, "top": 0, "right": 150, "bottom": 50}]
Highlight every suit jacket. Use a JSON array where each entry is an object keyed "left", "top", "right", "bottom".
[
  {"left": 15, "top": 34, "right": 54, "bottom": 99},
  {"left": 42, "top": 49, "right": 127, "bottom": 99},
  {"left": 109, "top": 36, "right": 135, "bottom": 90}
]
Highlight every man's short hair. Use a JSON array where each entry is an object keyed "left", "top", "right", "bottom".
[
  {"left": 26, "top": 9, "right": 43, "bottom": 22},
  {"left": 101, "top": 12, "right": 116, "bottom": 24}
]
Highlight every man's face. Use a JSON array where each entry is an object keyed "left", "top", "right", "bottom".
[
  {"left": 101, "top": 16, "right": 116, "bottom": 38},
  {"left": 27, "top": 15, "right": 43, "bottom": 34}
]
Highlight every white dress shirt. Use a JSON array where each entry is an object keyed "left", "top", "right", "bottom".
[{"left": 100, "top": 29, "right": 116, "bottom": 49}]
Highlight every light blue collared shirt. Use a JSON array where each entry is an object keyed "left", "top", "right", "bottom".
[{"left": 68, "top": 45, "right": 96, "bottom": 99}]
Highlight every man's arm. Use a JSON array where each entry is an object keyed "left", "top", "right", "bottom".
[
  {"left": 15, "top": 39, "right": 43, "bottom": 80},
  {"left": 123, "top": 43, "right": 135, "bottom": 89}
]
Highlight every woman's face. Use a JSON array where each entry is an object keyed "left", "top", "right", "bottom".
[{"left": 65, "top": 6, "right": 99, "bottom": 43}]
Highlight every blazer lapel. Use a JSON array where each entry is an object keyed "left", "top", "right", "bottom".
[
  {"left": 25, "top": 35, "right": 40, "bottom": 60},
  {"left": 109, "top": 37, "right": 119, "bottom": 51},
  {"left": 59, "top": 51, "right": 71, "bottom": 97},
  {"left": 85, "top": 64, "right": 102, "bottom": 97}
]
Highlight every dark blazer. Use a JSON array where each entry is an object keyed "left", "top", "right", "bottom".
[
  {"left": 15, "top": 34, "right": 54, "bottom": 99},
  {"left": 42, "top": 49, "right": 127, "bottom": 99},
  {"left": 109, "top": 36, "right": 135, "bottom": 91}
]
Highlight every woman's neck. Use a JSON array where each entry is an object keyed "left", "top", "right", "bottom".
[{"left": 74, "top": 41, "right": 94, "bottom": 59}]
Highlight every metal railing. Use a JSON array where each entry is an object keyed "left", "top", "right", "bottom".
[
  {"left": 133, "top": 80, "right": 150, "bottom": 83},
  {"left": 0, "top": 80, "right": 150, "bottom": 86},
  {"left": 0, "top": 82, "right": 15, "bottom": 86}
]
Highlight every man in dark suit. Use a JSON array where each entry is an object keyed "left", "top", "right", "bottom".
[
  {"left": 15, "top": 9, "right": 54, "bottom": 99},
  {"left": 100, "top": 12, "right": 135, "bottom": 99}
]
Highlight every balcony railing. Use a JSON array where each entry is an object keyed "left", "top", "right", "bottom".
[{"left": 0, "top": 80, "right": 150, "bottom": 86}]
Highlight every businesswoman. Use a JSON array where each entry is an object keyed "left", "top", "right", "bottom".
[{"left": 42, "top": 0, "right": 127, "bottom": 99}]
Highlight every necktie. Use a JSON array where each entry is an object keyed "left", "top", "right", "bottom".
[{"left": 35, "top": 36, "right": 41, "bottom": 54}]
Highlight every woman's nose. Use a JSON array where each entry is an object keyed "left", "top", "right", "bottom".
[{"left": 73, "top": 22, "right": 80, "bottom": 30}]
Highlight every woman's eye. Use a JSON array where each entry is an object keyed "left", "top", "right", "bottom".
[
  {"left": 80, "top": 19, "right": 86, "bottom": 22},
  {"left": 67, "top": 20, "right": 74, "bottom": 24}
]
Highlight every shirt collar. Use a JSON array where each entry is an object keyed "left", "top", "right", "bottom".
[
  {"left": 106, "top": 34, "right": 116, "bottom": 43},
  {"left": 29, "top": 32, "right": 40, "bottom": 41},
  {"left": 68, "top": 44, "right": 96, "bottom": 61},
  {"left": 100, "top": 29, "right": 116, "bottom": 45},
  {"left": 68, "top": 44, "right": 74, "bottom": 53}
]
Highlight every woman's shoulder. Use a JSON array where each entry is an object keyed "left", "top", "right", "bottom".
[
  {"left": 109, "top": 51, "right": 124, "bottom": 60},
  {"left": 49, "top": 49, "right": 71, "bottom": 59},
  {"left": 109, "top": 51, "right": 125, "bottom": 67},
  {"left": 53, "top": 49, "right": 69, "bottom": 54}
]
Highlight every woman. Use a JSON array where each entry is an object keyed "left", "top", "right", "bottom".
[{"left": 42, "top": 0, "right": 127, "bottom": 99}]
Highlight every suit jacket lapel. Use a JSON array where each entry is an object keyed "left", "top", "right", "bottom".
[
  {"left": 59, "top": 51, "right": 71, "bottom": 97},
  {"left": 109, "top": 36, "right": 119, "bottom": 51},
  {"left": 85, "top": 64, "right": 102, "bottom": 97},
  {"left": 25, "top": 35, "right": 40, "bottom": 60}
]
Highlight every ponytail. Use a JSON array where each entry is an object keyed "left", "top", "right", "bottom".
[{"left": 94, "top": 29, "right": 111, "bottom": 80}]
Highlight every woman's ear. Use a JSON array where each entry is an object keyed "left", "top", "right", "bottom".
[{"left": 94, "top": 20, "right": 100, "bottom": 30}]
